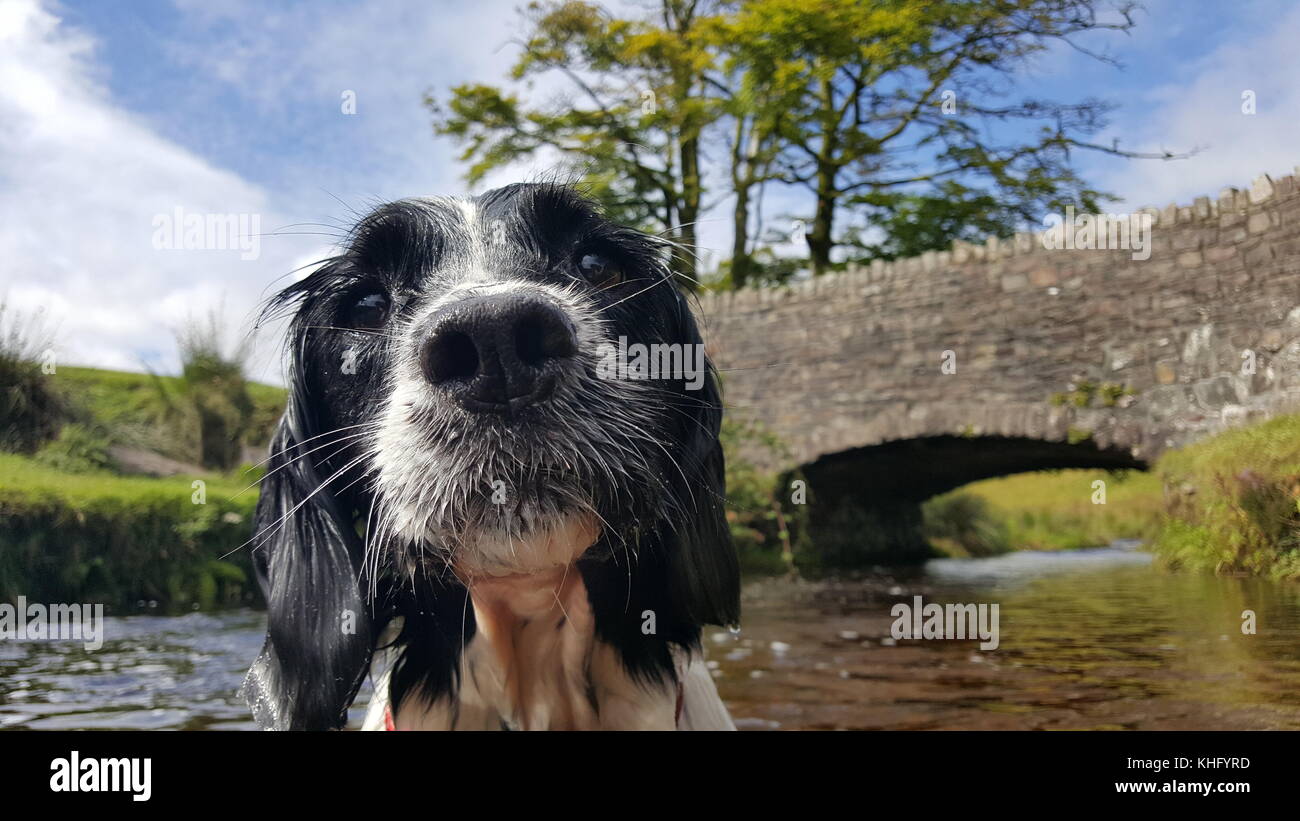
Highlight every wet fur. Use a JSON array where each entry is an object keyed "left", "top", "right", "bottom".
[{"left": 240, "top": 184, "right": 739, "bottom": 730}]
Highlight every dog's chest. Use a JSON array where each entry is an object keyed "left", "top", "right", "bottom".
[{"left": 387, "top": 569, "right": 678, "bottom": 730}]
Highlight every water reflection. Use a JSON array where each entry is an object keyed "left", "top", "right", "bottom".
[
  {"left": 0, "top": 611, "right": 377, "bottom": 730},
  {"left": 717, "top": 544, "right": 1300, "bottom": 730},
  {"left": 3, "top": 543, "right": 1300, "bottom": 730}
]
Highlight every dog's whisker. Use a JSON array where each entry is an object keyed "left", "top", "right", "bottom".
[
  {"left": 243, "top": 182, "right": 738, "bottom": 731},
  {"left": 229, "top": 429, "right": 375, "bottom": 500},
  {"left": 252, "top": 421, "right": 381, "bottom": 469},
  {"left": 226, "top": 449, "right": 375, "bottom": 561}
]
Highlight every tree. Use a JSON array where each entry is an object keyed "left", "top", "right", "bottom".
[
  {"left": 427, "top": 0, "right": 725, "bottom": 285},
  {"left": 431, "top": 0, "right": 1188, "bottom": 288},
  {"left": 708, "top": 245, "right": 804, "bottom": 290},
  {"left": 709, "top": 27, "right": 794, "bottom": 289},
  {"left": 727, "top": 0, "right": 1187, "bottom": 274},
  {"left": 843, "top": 182, "right": 1022, "bottom": 263}
]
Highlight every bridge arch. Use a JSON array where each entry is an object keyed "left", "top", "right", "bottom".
[
  {"left": 699, "top": 170, "right": 1300, "bottom": 562},
  {"left": 792, "top": 431, "right": 1145, "bottom": 564}
]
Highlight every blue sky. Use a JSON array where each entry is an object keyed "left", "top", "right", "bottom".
[{"left": 2, "top": 0, "right": 1299, "bottom": 383}]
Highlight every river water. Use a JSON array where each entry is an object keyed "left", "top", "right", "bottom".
[{"left": 4, "top": 542, "right": 1300, "bottom": 730}]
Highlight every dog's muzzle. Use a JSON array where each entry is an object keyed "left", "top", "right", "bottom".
[{"left": 417, "top": 293, "right": 579, "bottom": 415}]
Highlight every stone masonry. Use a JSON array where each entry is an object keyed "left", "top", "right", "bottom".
[{"left": 698, "top": 168, "right": 1300, "bottom": 490}]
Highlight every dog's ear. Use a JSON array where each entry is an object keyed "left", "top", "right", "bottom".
[
  {"left": 241, "top": 375, "right": 372, "bottom": 730},
  {"left": 661, "top": 293, "right": 740, "bottom": 629}
]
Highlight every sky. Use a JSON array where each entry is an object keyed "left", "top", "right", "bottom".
[{"left": 2, "top": 0, "right": 1299, "bottom": 384}]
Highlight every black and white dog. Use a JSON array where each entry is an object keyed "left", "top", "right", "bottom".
[{"left": 241, "top": 183, "right": 740, "bottom": 730}]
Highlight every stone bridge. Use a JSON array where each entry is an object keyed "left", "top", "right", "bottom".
[{"left": 697, "top": 167, "right": 1300, "bottom": 561}]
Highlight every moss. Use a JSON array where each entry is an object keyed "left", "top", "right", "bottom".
[
  {"left": 1098, "top": 382, "right": 1135, "bottom": 407},
  {"left": 1071, "top": 380, "right": 1097, "bottom": 407},
  {"left": 1049, "top": 381, "right": 1133, "bottom": 409}
]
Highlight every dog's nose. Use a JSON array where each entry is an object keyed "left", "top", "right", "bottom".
[{"left": 419, "top": 293, "right": 578, "bottom": 413}]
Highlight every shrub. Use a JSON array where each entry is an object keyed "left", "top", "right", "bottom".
[
  {"left": 150, "top": 311, "right": 256, "bottom": 471},
  {"left": 720, "top": 419, "right": 804, "bottom": 574},
  {"left": 33, "top": 423, "right": 116, "bottom": 473},
  {"left": 1152, "top": 413, "right": 1300, "bottom": 581},
  {"left": 922, "top": 492, "right": 1011, "bottom": 557},
  {"left": 0, "top": 301, "right": 67, "bottom": 453}
]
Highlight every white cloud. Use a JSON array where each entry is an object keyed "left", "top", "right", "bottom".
[
  {"left": 0, "top": 0, "right": 312, "bottom": 382},
  {"left": 1090, "top": 0, "right": 1300, "bottom": 208},
  {"left": 0, "top": 0, "right": 533, "bottom": 385},
  {"left": 0, "top": 0, "right": 537, "bottom": 386},
  {"left": 6, "top": 0, "right": 1296, "bottom": 392},
  {"left": 162, "top": 0, "right": 530, "bottom": 200}
]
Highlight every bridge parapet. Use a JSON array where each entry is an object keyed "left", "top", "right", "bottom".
[{"left": 698, "top": 167, "right": 1300, "bottom": 480}]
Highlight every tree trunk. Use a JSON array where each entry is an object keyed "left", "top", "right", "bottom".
[
  {"left": 676, "top": 132, "right": 702, "bottom": 288},
  {"left": 808, "top": 164, "right": 836, "bottom": 276},
  {"left": 731, "top": 181, "right": 752, "bottom": 288},
  {"left": 809, "top": 76, "right": 839, "bottom": 276},
  {"left": 728, "top": 116, "right": 756, "bottom": 289}
]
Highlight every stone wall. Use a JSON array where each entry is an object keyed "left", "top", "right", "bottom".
[{"left": 698, "top": 167, "right": 1300, "bottom": 477}]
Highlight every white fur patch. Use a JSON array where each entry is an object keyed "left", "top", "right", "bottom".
[
  {"left": 366, "top": 211, "right": 651, "bottom": 576},
  {"left": 361, "top": 575, "right": 735, "bottom": 731}
]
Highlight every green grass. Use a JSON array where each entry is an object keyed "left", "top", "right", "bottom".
[
  {"left": 57, "top": 365, "right": 286, "bottom": 452},
  {"left": 0, "top": 452, "right": 262, "bottom": 610},
  {"left": 1153, "top": 414, "right": 1300, "bottom": 581},
  {"left": 938, "top": 468, "right": 1165, "bottom": 554},
  {"left": 2, "top": 362, "right": 283, "bottom": 609},
  {"left": 923, "top": 413, "right": 1300, "bottom": 581},
  {"left": 0, "top": 451, "right": 253, "bottom": 502}
]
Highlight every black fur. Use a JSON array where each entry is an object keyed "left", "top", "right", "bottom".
[{"left": 241, "top": 183, "right": 738, "bottom": 730}]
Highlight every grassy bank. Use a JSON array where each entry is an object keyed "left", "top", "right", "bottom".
[
  {"left": 924, "top": 413, "right": 1300, "bottom": 582},
  {"left": 1153, "top": 414, "right": 1300, "bottom": 580},
  {"left": 12, "top": 364, "right": 1300, "bottom": 607},
  {"left": 0, "top": 453, "right": 261, "bottom": 610},
  {"left": 924, "top": 468, "right": 1164, "bottom": 557},
  {"left": 0, "top": 304, "right": 284, "bottom": 609},
  {"left": 57, "top": 366, "right": 285, "bottom": 459}
]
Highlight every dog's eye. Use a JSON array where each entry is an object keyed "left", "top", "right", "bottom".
[
  {"left": 576, "top": 252, "right": 623, "bottom": 288},
  {"left": 347, "top": 292, "right": 390, "bottom": 329}
]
